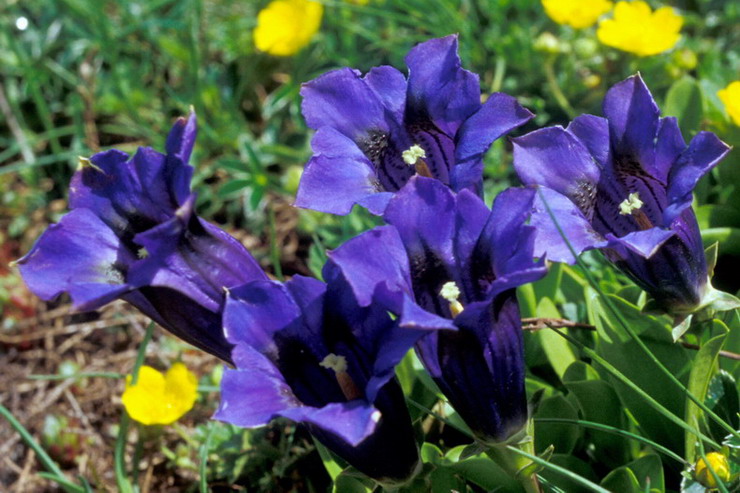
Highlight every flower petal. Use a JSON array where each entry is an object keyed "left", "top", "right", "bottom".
[
  {"left": 602, "top": 74, "right": 660, "bottom": 175},
  {"left": 664, "top": 131, "right": 730, "bottom": 224},
  {"left": 300, "top": 67, "right": 389, "bottom": 139},
  {"left": 453, "top": 92, "right": 534, "bottom": 191},
  {"left": 513, "top": 126, "right": 601, "bottom": 209},
  {"left": 405, "top": 35, "right": 480, "bottom": 136},
  {"left": 530, "top": 186, "right": 607, "bottom": 263},
  {"left": 325, "top": 225, "right": 412, "bottom": 308},
  {"left": 295, "top": 154, "right": 390, "bottom": 215},
  {"left": 16, "top": 208, "right": 134, "bottom": 310}
]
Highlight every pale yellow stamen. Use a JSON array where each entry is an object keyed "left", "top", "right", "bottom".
[
  {"left": 402, "top": 144, "right": 426, "bottom": 165},
  {"left": 319, "top": 353, "right": 348, "bottom": 373},
  {"left": 440, "top": 281, "right": 464, "bottom": 317},
  {"left": 320, "top": 353, "right": 361, "bottom": 401},
  {"left": 619, "top": 192, "right": 644, "bottom": 216},
  {"left": 137, "top": 247, "right": 149, "bottom": 259}
]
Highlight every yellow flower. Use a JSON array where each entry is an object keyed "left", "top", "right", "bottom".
[
  {"left": 718, "top": 81, "right": 740, "bottom": 126},
  {"left": 597, "top": 1, "right": 682, "bottom": 56},
  {"left": 695, "top": 452, "right": 731, "bottom": 489},
  {"left": 542, "top": 0, "right": 613, "bottom": 29},
  {"left": 121, "top": 363, "right": 198, "bottom": 425},
  {"left": 254, "top": 0, "right": 323, "bottom": 57}
]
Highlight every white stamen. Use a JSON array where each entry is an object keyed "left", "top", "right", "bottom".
[
  {"left": 440, "top": 281, "right": 464, "bottom": 317},
  {"left": 137, "top": 247, "right": 149, "bottom": 259},
  {"left": 320, "top": 353, "right": 348, "bottom": 373},
  {"left": 619, "top": 192, "right": 644, "bottom": 216},
  {"left": 402, "top": 144, "right": 426, "bottom": 165}
]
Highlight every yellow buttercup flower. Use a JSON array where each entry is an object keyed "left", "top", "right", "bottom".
[
  {"left": 254, "top": 0, "right": 323, "bottom": 57},
  {"left": 121, "top": 363, "right": 198, "bottom": 426},
  {"left": 597, "top": 1, "right": 682, "bottom": 56},
  {"left": 718, "top": 81, "right": 740, "bottom": 126},
  {"left": 542, "top": 0, "right": 613, "bottom": 29},
  {"left": 695, "top": 452, "right": 731, "bottom": 489}
]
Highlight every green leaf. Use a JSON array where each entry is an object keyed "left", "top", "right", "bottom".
[
  {"left": 332, "top": 472, "right": 372, "bottom": 493},
  {"left": 707, "top": 371, "right": 740, "bottom": 442},
  {"left": 664, "top": 76, "right": 704, "bottom": 137},
  {"left": 685, "top": 330, "right": 728, "bottom": 463},
  {"left": 588, "top": 293, "right": 691, "bottom": 453},
  {"left": 536, "top": 297, "right": 578, "bottom": 380},
  {"left": 601, "top": 466, "right": 642, "bottom": 493},
  {"left": 564, "top": 362, "right": 629, "bottom": 468},
  {"left": 217, "top": 178, "right": 251, "bottom": 197},
  {"left": 534, "top": 395, "right": 580, "bottom": 455}
]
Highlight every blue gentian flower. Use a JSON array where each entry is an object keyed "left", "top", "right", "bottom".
[
  {"left": 215, "top": 273, "right": 429, "bottom": 483},
  {"left": 512, "top": 74, "right": 732, "bottom": 317},
  {"left": 16, "top": 113, "right": 267, "bottom": 362},
  {"left": 296, "top": 35, "right": 533, "bottom": 215},
  {"left": 328, "top": 177, "right": 547, "bottom": 443}
]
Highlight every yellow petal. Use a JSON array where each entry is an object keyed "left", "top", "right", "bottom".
[
  {"left": 122, "top": 366, "right": 168, "bottom": 426},
  {"left": 121, "top": 364, "right": 198, "bottom": 426},
  {"left": 254, "top": 0, "right": 323, "bottom": 56},
  {"left": 542, "top": 0, "right": 613, "bottom": 29},
  {"left": 597, "top": 1, "right": 682, "bottom": 56},
  {"left": 718, "top": 81, "right": 740, "bottom": 126}
]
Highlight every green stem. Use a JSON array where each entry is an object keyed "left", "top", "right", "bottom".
[
  {"left": 486, "top": 444, "right": 542, "bottom": 493},
  {"left": 543, "top": 55, "right": 576, "bottom": 119}
]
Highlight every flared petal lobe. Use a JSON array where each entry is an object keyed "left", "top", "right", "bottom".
[
  {"left": 329, "top": 177, "right": 546, "bottom": 443},
  {"left": 513, "top": 74, "right": 729, "bottom": 315},
  {"left": 298, "top": 35, "right": 532, "bottom": 215},
  {"left": 217, "top": 276, "right": 423, "bottom": 483},
  {"left": 18, "top": 112, "right": 267, "bottom": 363}
]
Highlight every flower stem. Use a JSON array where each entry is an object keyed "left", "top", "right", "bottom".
[
  {"left": 544, "top": 55, "right": 576, "bottom": 119},
  {"left": 486, "top": 443, "right": 542, "bottom": 493}
]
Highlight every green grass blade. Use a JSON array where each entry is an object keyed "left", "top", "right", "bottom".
[{"left": 0, "top": 404, "right": 84, "bottom": 493}]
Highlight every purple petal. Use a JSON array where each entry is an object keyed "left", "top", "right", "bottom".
[
  {"left": 326, "top": 225, "right": 412, "bottom": 308},
  {"left": 222, "top": 280, "right": 304, "bottom": 351},
  {"left": 164, "top": 112, "right": 197, "bottom": 204},
  {"left": 70, "top": 147, "right": 175, "bottom": 235},
  {"left": 384, "top": 177, "right": 456, "bottom": 268},
  {"left": 295, "top": 154, "right": 390, "bottom": 215},
  {"left": 480, "top": 188, "right": 548, "bottom": 294},
  {"left": 513, "top": 126, "right": 600, "bottom": 209},
  {"left": 310, "top": 126, "right": 370, "bottom": 161},
  {"left": 364, "top": 65, "right": 408, "bottom": 121},
  {"left": 453, "top": 93, "right": 534, "bottom": 190},
  {"left": 405, "top": 35, "right": 480, "bottom": 136},
  {"left": 605, "top": 227, "right": 675, "bottom": 258},
  {"left": 282, "top": 402, "right": 379, "bottom": 446},
  {"left": 128, "top": 195, "right": 266, "bottom": 312},
  {"left": 530, "top": 186, "right": 607, "bottom": 264},
  {"left": 653, "top": 117, "right": 686, "bottom": 184},
  {"left": 399, "top": 294, "right": 457, "bottom": 332},
  {"left": 453, "top": 190, "right": 492, "bottom": 278},
  {"left": 300, "top": 68, "right": 389, "bottom": 140},
  {"left": 216, "top": 343, "right": 378, "bottom": 445},
  {"left": 664, "top": 132, "right": 730, "bottom": 224},
  {"left": 603, "top": 74, "right": 660, "bottom": 175},
  {"left": 566, "top": 114, "right": 610, "bottom": 167},
  {"left": 16, "top": 208, "right": 134, "bottom": 310},
  {"left": 215, "top": 361, "right": 299, "bottom": 427}
]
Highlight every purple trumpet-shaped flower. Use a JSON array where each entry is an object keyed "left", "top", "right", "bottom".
[
  {"left": 296, "top": 35, "right": 533, "bottom": 215},
  {"left": 512, "top": 74, "right": 732, "bottom": 316},
  {"left": 16, "top": 113, "right": 266, "bottom": 363},
  {"left": 215, "top": 272, "right": 430, "bottom": 483},
  {"left": 328, "top": 177, "right": 547, "bottom": 443}
]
